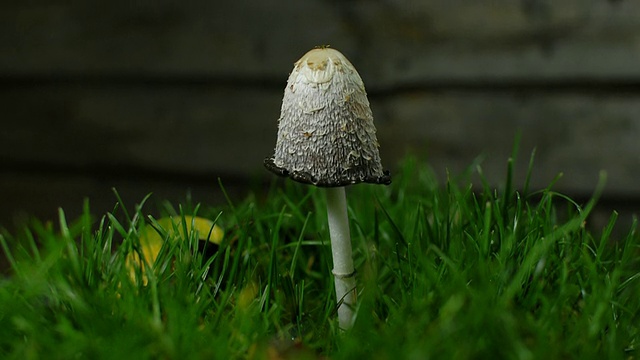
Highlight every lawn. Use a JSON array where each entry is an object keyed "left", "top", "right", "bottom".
[{"left": 1, "top": 155, "right": 638, "bottom": 359}]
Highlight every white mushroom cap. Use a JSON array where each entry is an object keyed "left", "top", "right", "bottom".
[{"left": 265, "top": 47, "right": 391, "bottom": 187}]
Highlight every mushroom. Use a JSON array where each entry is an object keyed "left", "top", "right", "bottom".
[{"left": 264, "top": 47, "right": 391, "bottom": 330}]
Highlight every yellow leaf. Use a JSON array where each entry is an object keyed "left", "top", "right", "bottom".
[{"left": 125, "top": 216, "right": 223, "bottom": 284}]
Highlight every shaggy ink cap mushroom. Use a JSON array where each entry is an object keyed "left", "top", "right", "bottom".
[
  {"left": 264, "top": 46, "right": 390, "bottom": 330},
  {"left": 264, "top": 47, "right": 391, "bottom": 187}
]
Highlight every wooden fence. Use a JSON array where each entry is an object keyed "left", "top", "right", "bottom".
[{"left": 2, "top": 0, "right": 640, "bottom": 225}]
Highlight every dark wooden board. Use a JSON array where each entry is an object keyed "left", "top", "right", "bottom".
[
  {"left": 1, "top": 1, "right": 639, "bottom": 85},
  {"left": 2, "top": 85, "right": 638, "bottom": 195}
]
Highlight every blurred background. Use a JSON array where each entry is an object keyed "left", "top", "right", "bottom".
[{"left": 1, "top": 0, "right": 640, "bottom": 229}]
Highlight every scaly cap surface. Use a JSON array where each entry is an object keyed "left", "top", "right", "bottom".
[{"left": 264, "top": 47, "right": 390, "bottom": 187}]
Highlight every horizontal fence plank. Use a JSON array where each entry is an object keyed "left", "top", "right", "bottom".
[
  {"left": 2, "top": 85, "right": 638, "bottom": 196},
  {"left": 375, "top": 91, "right": 640, "bottom": 195},
  {"left": 0, "top": 84, "right": 281, "bottom": 176},
  {"left": 1, "top": 1, "right": 639, "bottom": 86}
]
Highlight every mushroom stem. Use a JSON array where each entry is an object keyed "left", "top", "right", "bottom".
[{"left": 325, "top": 186, "right": 357, "bottom": 330}]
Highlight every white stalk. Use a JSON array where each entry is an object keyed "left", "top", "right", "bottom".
[{"left": 325, "top": 186, "right": 356, "bottom": 330}]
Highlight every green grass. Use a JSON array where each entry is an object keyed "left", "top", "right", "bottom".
[{"left": 1, "top": 156, "right": 639, "bottom": 359}]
